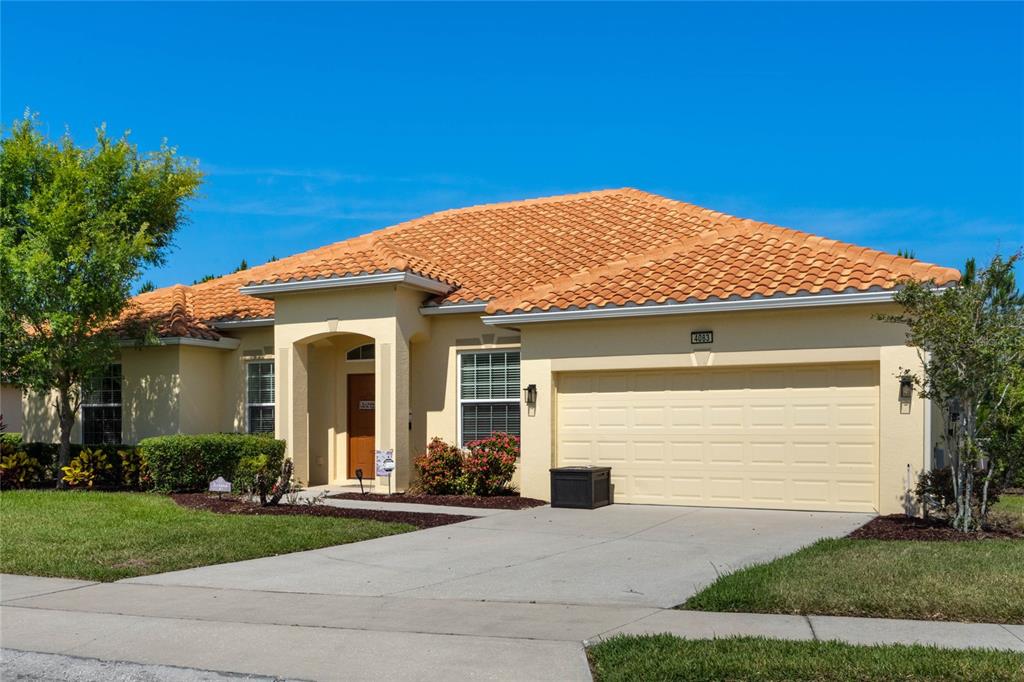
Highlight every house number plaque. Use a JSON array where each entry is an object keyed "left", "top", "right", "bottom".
[
  {"left": 690, "top": 330, "right": 714, "bottom": 345},
  {"left": 359, "top": 400, "right": 375, "bottom": 410}
]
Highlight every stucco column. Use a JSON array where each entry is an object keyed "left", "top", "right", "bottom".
[
  {"left": 373, "top": 328, "right": 411, "bottom": 493},
  {"left": 518, "top": 351, "right": 554, "bottom": 501},
  {"left": 878, "top": 344, "right": 928, "bottom": 515},
  {"left": 287, "top": 342, "right": 310, "bottom": 485}
]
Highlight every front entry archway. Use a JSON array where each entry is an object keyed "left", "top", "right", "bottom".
[{"left": 347, "top": 373, "right": 376, "bottom": 479}]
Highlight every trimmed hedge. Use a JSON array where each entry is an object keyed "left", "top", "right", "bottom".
[{"left": 139, "top": 434, "right": 286, "bottom": 492}]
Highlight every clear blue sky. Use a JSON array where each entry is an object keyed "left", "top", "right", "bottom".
[{"left": 3, "top": 2, "right": 1022, "bottom": 288}]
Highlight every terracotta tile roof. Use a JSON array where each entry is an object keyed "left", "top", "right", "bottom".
[
  {"left": 485, "top": 215, "right": 961, "bottom": 314},
  {"left": 121, "top": 285, "right": 222, "bottom": 340},
  {"left": 126, "top": 189, "right": 960, "bottom": 333}
]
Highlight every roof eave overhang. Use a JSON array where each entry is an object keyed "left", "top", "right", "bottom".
[
  {"left": 419, "top": 302, "right": 489, "bottom": 316},
  {"left": 210, "top": 317, "right": 276, "bottom": 330},
  {"left": 239, "top": 272, "right": 452, "bottom": 299},
  {"left": 119, "top": 336, "right": 242, "bottom": 350},
  {"left": 481, "top": 289, "right": 902, "bottom": 326}
]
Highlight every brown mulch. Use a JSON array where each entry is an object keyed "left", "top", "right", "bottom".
[
  {"left": 328, "top": 491, "right": 547, "bottom": 510},
  {"left": 848, "top": 514, "right": 1024, "bottom": 542},
  {"left": 171, "top": 493, "right": 473, "bottom": 529}
]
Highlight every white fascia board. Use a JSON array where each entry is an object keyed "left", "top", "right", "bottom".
[
  {"left": 419, "top": 302, "right": 488, "bottom": 316},
  {"left": 210, "top": 317, "right": 275, "bottom": 330},
  {"left": 239, "top": 272, "right": 451, "bottom": 298},
  {"left": 119, "top": 337, "right": 242, "bottom": 350},
  {"left": 481, "top": 290, "right": 899, "bottom": 326}
]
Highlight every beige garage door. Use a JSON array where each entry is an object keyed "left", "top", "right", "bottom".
[{"left": 556, "top": 364, "right": 879, "bottom": 512}]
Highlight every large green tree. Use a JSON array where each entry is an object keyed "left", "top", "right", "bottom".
[
  {"left": 0, "top": 114, "right": 202, "bottom": 475},
  {"left": 880, "top": 254, "right": 1023, "bottom": 531}
]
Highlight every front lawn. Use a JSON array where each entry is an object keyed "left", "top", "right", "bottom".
[
  {"left": 682, "top": 537, "right": 1024, "bottom": 623},
  {"left": 587, "top": 635, "right": 1024, "bottom": 682},
  {"left": 995, "top": 494, "right": 1024, "bottom": 529},
  {"left": 0, "top": 490, "right": 413, "bottom": 581}
]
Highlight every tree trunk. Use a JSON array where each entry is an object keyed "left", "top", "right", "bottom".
[{"left": 56, "top": 386, "right": 75, "bottom": 489}]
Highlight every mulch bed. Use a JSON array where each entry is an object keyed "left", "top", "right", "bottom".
[
  {"left": 328, "top": 491, "right": 547, "bottom": 510},
  {"left": 848, "top": 514, "right": 1024, "bottom": 542},
  {"left": 171, "top": 493, "right": 473, "bottom": 529}
]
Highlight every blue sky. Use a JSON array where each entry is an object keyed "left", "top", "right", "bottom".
[{"left": 3, "top": 2, "right": 1022, "bottom": 288}]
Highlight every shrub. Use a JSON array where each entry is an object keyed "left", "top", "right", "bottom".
[
  {"left": 119, "top": 448, "right": 151, "bottom": 490},
  {"left": 139, "top": 433, "right": 286, "bottom": 492},
  {"left": 916, "top": 466, "right": 1002, "bottom": 522},
  {"left": 235, "top": 454, "right": 271, "bottom": 497},
  {"left": 61, "top": 448, "right": 114, "bottom": 489},
  {"left": 464, "top": 432, "right": 519, "bottom": 496},
  {"left": 0, "top": 451, "right": 43, "bottom": 489},
  {"left": 1, "top": 432, "right": 23, "bottom": 449},
  {"left": 415, "top": 437, "right": 468, "bottom": 494}
]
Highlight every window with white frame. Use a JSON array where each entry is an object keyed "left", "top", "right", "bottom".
[
  {"left": 346, "top": 343, "right": 375, "bottom": 361},
  {"left": 459, "top": 350, "right": 520, "bottom": 445},
  {"left": 82, "top": 364, "right": 122, "bottom": 445},
  {"left": 246, "top": 361, "right": 275, "bottom": 434}
]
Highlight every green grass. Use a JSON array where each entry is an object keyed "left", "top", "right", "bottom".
[
  {"left": 0, "top": 490, "right": 413, "bottom": 581},
  {"left": 587, "top": 635, "right": 1024, "bottom": 682},
  {"left": 682, "top": 538, "right": 1024, "bottom": 623},
  {"left": 994, "top": 494, "right": 1024, "bottom": 529}
]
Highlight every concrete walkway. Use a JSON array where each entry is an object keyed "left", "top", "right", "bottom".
[
  {"left": 2, "top": 575, "right": 1022, "bottom": 681},
  {"left": 301, "top": 485, "right": 509, "bottom": 517}
]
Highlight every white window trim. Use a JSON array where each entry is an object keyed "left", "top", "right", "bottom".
[
  {"left": 80, "top": 363, "right": 123, "bottom": 445},
  {"left": 456, "top": 349, "right": 521, "bottom": 446},
  {"left": 345, "top": 343, "right": 375, "bottom": 363},
  {"left": 245, "top": 360, "right": 276, "bottom": 434}
]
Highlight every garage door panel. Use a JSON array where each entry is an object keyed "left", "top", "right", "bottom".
[{"left": 556, "top": 364, "right": 879, "bottom": 512}]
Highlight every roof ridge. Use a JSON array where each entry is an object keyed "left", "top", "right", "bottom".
[{"left": 369, "top": 188, "right": 645, "bottom": 240}]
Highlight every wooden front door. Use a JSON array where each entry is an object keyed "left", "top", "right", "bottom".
[{"left": 347, "top": 374, "right": 376, "bottom": 479}]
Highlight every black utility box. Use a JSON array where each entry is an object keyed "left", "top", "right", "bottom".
[{"left": 550, "top": 466, "right": 612, "bottom": 509}]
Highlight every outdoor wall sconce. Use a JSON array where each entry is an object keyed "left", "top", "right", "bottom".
[
  {"left": 898, "top": 373, "right": 914, "bottom": 402},
  {"left": 524, "top": 384, "right": 538, "bottom": 407}
]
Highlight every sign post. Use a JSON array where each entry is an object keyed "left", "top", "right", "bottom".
[
  {"left": 375, "top": 449, "right": 396, "bottom": 495},
  {"left": 209, "top": 476, "right": 232, "bottom": 499}
]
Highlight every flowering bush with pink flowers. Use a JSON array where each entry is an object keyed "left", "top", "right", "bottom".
[
  {"left": 415, "top": 437, "right": 469, "bottom": 494},
  {"left": 464, "top": 432, "right": 520, "bottom": 496},
  {"left": 414, "top": 433, "right": 520, "bottom": 496}
]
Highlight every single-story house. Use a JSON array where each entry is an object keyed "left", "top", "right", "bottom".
[{"left": 25, "top": 189, "right": 959, "bottom": 513}]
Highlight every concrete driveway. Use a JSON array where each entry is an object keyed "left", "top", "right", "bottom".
[{"left": 127, "top": 504, "right": 870, "bottom": 607}]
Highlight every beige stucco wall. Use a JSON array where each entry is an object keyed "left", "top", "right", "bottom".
[
  {"left": 22, "top": 387, "right": 73, "bottom": 443},
  {"left": 271, "top": 284, "right": 430, "bottom": 489},
  {"left": 412, "top": 315, "right": 521, "bottom": 451},
  {"left": 20, "top": 335, "right": 253, "bottom": 445},
  {"left": 120, "top": 345, "right": 182, "bottom": 442},
  {"left": 221, "top": 326, "right": 276, "bottom": 433},
  {"left": 1, "top": 384, "right": 25, "bottom": 434},
  {"left": 513, "top": 304, "right": 928, "bottom": 515}
]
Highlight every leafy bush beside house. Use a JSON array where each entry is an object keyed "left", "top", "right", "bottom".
[
  {"left": 463, "top": 433, "right": 519, "bottom": 496},
  {"left": 139, "top": 433, "right": 285, "bottom": 492},
  {"left": 415, "top": 437, "right": 468, "bottom": 494},
  {"left": 0, "top": 441, "right": 141, "bottom": 489},
  {"left": 414, "top": 433, "right": 519, "bottom": 496}
]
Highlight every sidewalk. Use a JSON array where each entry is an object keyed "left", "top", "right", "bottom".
[{"left": 2, "top": 574, "right": 1022, "bottom": 681}]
